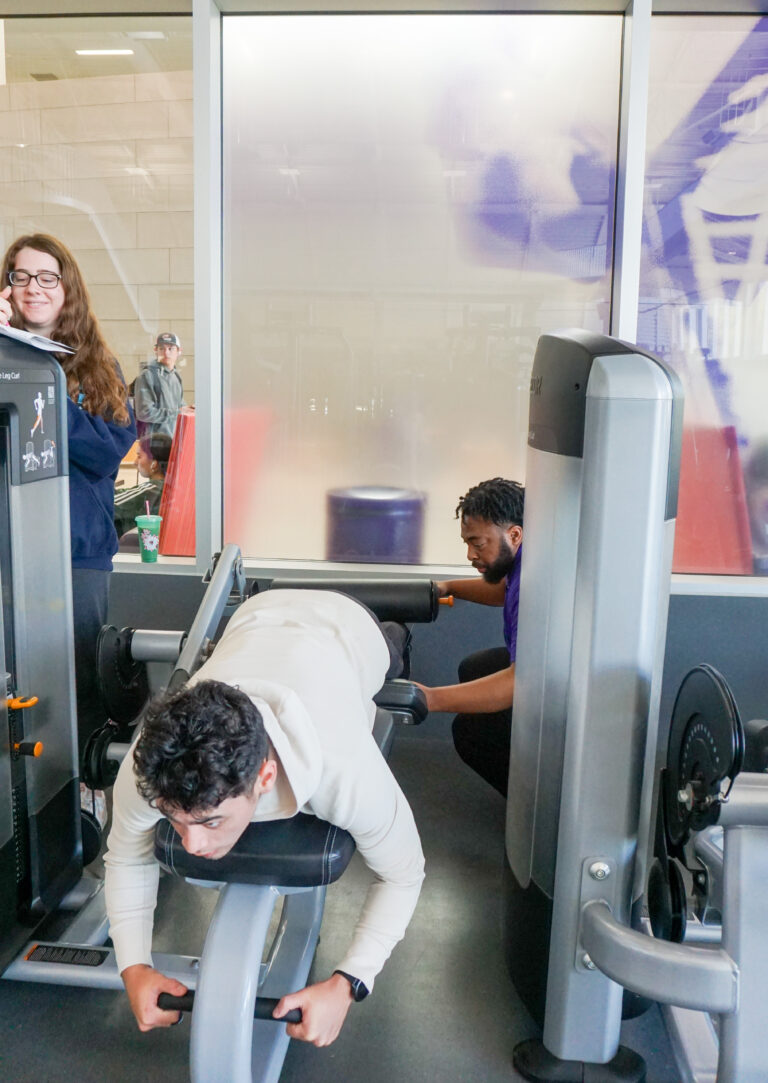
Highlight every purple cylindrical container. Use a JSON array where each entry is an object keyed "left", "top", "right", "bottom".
[{"left": 326, "top": 486, "right": 426, "bottom": 564}]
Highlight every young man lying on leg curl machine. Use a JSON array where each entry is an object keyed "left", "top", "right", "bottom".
[{"left": 104, "top": 589, "right": 425, "bottom": 1047}]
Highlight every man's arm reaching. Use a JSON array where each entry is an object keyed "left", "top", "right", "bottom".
[
  {"left": 277, "top": 733, "right": 425, "bottom": 1046},
  {"left": 104, "top": 751, "right": 181, "bottom": 1031},
  {"left": 416, "top": 663, "right": 515, "bottom": 714},
  {"left": 434, "top": 577, "right": 506, "bottom": 606}
]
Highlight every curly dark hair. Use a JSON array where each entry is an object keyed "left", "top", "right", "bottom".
[
  {"left": 133, "top": 680, "right": 269, "bottom": 812},
  {"left": 455, "top": 477, "right": 524, "bottom": 527}
]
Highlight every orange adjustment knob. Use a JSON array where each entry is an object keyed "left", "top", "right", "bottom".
[
  {"left": 438, "top": 595, "right": 454, "bottom": 607},
  {"left": 14, "top": 741, "right": 43, "bottom": 757},
  {"left": 7, "top": 695, "right": 39, "bottom": 710}
]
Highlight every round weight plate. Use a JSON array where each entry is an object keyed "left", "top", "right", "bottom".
[
  {"left": 647, "top": 857, "right": 673, "bottom": 941},
  {"left": 664, "top": 664, "right": 744, "bottom": 848},
  {"left": 80, "top": 810, "right": 102, "bottom": 867},
  {"left": 96, "top": 625, "right": 150, "bottom": 726},
  {"left": 667, "top": 858, "right": 687, "bottom": 944},
  {"left": 81, "top": 720, "right": 120, "bottom": 791}
]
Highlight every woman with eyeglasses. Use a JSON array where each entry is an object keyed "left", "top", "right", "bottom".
[{"left": 0, "top": 234, "right": 136, "bottom": 847}]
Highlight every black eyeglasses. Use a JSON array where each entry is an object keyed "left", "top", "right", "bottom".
[{"left": 8, "top": 270, "right": 62, "bottom": 290}]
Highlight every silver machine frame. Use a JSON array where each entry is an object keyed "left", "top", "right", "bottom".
[
  {"left": 506, "top": 329, "right": 768, "bottom": 1082},
  {"left": 0, "top": 336, "right": 81, "bottom": 969}
]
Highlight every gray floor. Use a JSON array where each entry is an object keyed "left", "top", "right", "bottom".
[{"left": 0, "top": 723, "right": 680, "bottom": 1083}]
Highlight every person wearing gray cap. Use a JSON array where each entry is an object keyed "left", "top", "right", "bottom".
[{"left": 133, "top": 331, "right": 185, "bottom": 439}]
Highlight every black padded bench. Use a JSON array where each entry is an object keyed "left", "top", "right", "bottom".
[{"left": 155, "top": 813, "right": 356, "bottom": 888}]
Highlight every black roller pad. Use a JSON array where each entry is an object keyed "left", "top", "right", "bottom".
[
  {"left": 254, "top": 577, "right": 439, "bottom": 623},
  {"left": 374, "top": 680, "right": 427, "bottom": 723}
]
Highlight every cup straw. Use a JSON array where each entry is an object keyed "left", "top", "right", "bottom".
[{"left": 145, "top": 500, "right": 151, "bottom": 517}]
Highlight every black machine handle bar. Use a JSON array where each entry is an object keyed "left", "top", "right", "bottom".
[{"left": 157, "top": 991, "right": 302, "bottom": 1024}]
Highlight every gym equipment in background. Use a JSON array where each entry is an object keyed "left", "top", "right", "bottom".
[
  {"left": 505, "top": 328, "right": 683, "bottom": 1080},
  {"left": 640, "top": 664, "right": 768, "bottom": 1083},
  {"left": 507, "top": 329, "right": 768, "bottom": 1083}
]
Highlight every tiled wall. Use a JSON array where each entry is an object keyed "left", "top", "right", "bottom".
[{"left": 0, "top": 69, "right": 194, "bottom": 397}]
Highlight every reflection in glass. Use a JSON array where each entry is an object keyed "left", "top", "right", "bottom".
[
  {"left": 0, "top": 16, "right": 193, "bottom": 561},
  {"left": 640, "top": 16, "right": 768, "bottom": 575},
  {"left": 223, "top": 14, "right": 621, "bottom": 564},
  {"left": 114, "top": 432, "right": 171, "bottom": 541}
]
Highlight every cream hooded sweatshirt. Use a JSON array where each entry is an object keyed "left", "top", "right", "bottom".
[{"left": 104, "top": 589, "right": 425, "bottom": 991}]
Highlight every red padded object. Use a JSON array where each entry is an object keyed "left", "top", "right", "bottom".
[
  {"left": 159, "top": 408, "right": 195, "bottom": 557},
  {"left": 157, "top": 406, "right": 271, "bottom": 558},
  {"left": 223, "top": 406, "right": 271, "bottom": 547},
  {"left": 672, "top": 425, "right": 752, "bottom": 575}
]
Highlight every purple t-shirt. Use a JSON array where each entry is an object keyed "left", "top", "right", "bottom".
[{"left": 503, "top": 543, "right": 522, "bottom": 663}]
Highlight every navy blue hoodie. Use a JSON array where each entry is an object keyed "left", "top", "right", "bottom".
[{"left": 68, "top": 395, "right": 136, "bottom": 571}]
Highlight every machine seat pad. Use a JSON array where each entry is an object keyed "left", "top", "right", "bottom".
[{"left": 154, "top": 813, "right": 356, "bottom": 887}]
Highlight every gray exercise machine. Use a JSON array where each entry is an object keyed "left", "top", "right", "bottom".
[
  {"left": 505, "top": 329, "right": 768, "bottom": 1083},
  {"left": 0, "top": 333, "right": 81, "bottom": 975},
  {"left": 505, "top": 328, "right": 683, "bottom": 1079}
]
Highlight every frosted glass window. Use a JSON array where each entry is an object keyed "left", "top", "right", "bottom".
[
  {"left": 223, "top": 13, "right": 621, "bottom": 565},
  {"left": 640, "top": 16, "right": 768, "bottom": 576}
]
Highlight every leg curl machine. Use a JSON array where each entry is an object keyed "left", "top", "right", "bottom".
[
  {"left": 2, "top": 540, "right": 441, "bottom": 1083},
  {"left": 505, "top": 329, "right": 768, "bottom": 1083}
]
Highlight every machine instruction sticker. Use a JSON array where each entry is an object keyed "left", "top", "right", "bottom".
[
  {"left": 0, "top": 374, "right": 59, "bottom": 483},
  {"left": 21, "top": 385, "right": 57, "bottom": 477}
]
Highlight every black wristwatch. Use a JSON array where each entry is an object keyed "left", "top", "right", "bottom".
[{"left": 333, "top": 969, "right": 370, "bottom": 1002}]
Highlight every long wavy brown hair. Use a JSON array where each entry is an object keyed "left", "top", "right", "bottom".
[{"left": 1, "top": 233, "right": 130, "bottom": 424}]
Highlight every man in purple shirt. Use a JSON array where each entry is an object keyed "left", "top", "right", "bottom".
[{"left": 416, "top": 478, "right": 524, "bottom": 796}]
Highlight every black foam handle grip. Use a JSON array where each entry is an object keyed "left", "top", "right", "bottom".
[
  {"left": 257, "top": 577, "right": 440, "bottom": 623},
  {"left": 743, "top": 718, "right": 768, "bottom": 773},
  {"left": 374, "top": 679, "right": 428, "bottom": 723},
  {"left": 254, "top": 998, "right": 302, "bottom": 1024},
  {"left": 158, "top": 992, "right": 194, "bottom": 1013},
  {"left": 158, "top": 992, "right": 302, "bottom": 1024}
]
